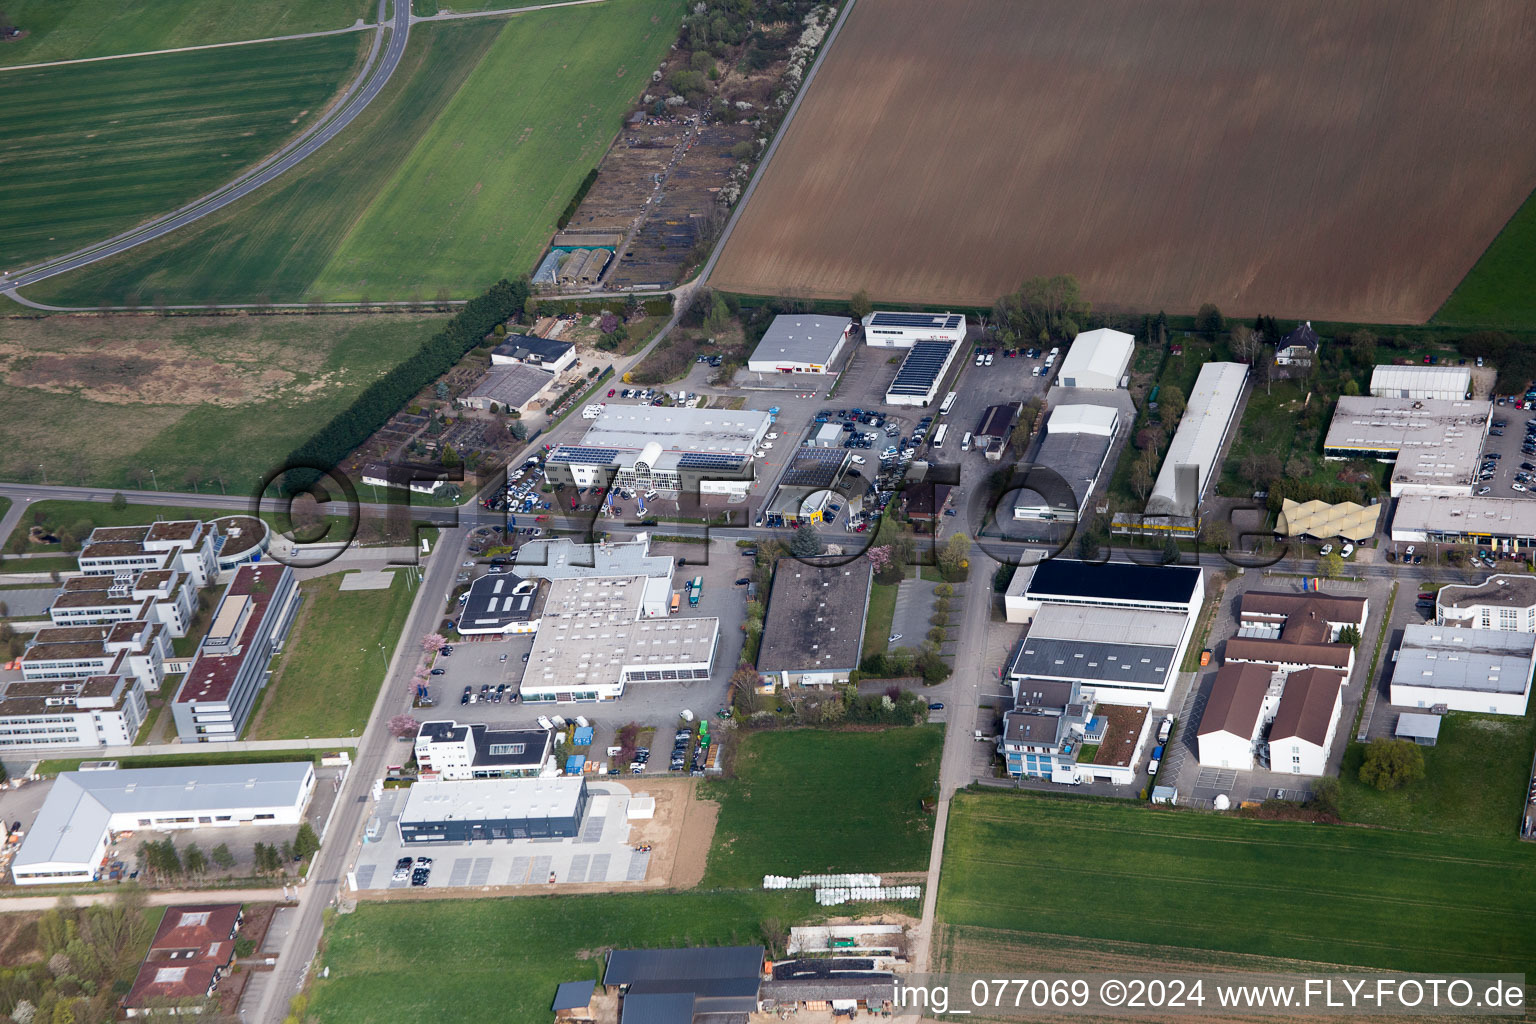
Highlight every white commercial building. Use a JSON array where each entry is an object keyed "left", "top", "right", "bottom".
[
  {"left": 1016, "top": 404, "right": 1119, "bottom": 522},
  {"left": 885, "top": 340, "right": 959, "bottom": 407},
  {"left": 1145, "top": 362, "right": 1247, "bottom": 517},
  {"left": 514, "top": 536, "right": 675, "bottom": 619},
  {"left": 1370, "top": 364, "right": 1473, "bottom": 401},
  {"left": 1054, "top": 328, "right": 1133, "bottom": 390},
  {"left": 1390, "top": 494, "right": 1536, "bottom": 553},
  {"left": 1003, "top": 560, "right": 1204, "bottom": 709},
  {"left": 861, "top": 311, "right": 967, "bottom": 349},
  {"left": 78, "top": 521, "right": 219, "bottom": 588},
  {"left": 746, "top": 315, "right": 852, "bottom": 374},
  {"left": 47, "top": 569, "right": 195, "bottom": 638},
  {"left": 1435, "top": 575, "right": 1536, "bottom": 631},
  {"left": 1389, "top": 624, "right": 1534, "bottom": 716},
  {"left": 10, "top": 763, "right": 315, "bottom": 885},
  {"left": 1323, "top": 396, "right": 1490, "bottom": 497},
  {"left": 414, "top": 721, "right": 552, "bottom": 780},
  {"left": 544, "top": 405, "right": 770, "bottom": 497},
  {"left": 520, "top": 576, "right": 719, "bottom": 703},
  {"left": 1197, "top": 662, "right": 1343, "bottom": 776}
]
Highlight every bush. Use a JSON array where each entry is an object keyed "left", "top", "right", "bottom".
[{"left": 1357, "top": 738, "right": 1425, "bottom": 791}]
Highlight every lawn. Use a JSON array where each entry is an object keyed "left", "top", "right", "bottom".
[
  {"left": 248, "top": 570, "right": 415, "bottom": 739},
  {"left": 32, "top": 0, "right": 686, "bottom": 305},
  {"left": 939, "top": 792, "right": 1536, "bottom": 974},
  {"left": 313, "top": 0, "right": 684, "bottom": 299},
  {"left": 0, "top": 314, "right": 445, "bottom": 492},
  {"left": 309, "top": 889, "right": 815, "bottom": 1024},
  {"left": 1435, "top": 186, "right": 1536, "bottom": 331},
  {"left": 861, "top": 580, "right": 898, "bottom": 658},
  {"left": 1339, "top": 709, "right": 1536, "bottom": 838},
  {"left": 27, "top": 21, "right": 503, "bottom": 307},
  {"left": 698, "top": 727, "right": 942, "bottom": 888},
  {"left": 1, "top": 33, "right": 365, "bottom": 268},
  {"left": 0, "top": 0, "right": 371, "bottom": 65},
  {"left": 6, "top": 499, "right": 357, "bottom": 556}
]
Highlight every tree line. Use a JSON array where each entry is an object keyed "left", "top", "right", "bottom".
[{"left": 281, "top": 277, "right": 532, "bottom": 491}]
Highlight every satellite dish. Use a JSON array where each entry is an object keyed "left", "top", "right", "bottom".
[{"left": 1213, "top": 794, "right": 1231, "bottom": 811}]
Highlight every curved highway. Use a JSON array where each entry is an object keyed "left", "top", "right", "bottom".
[{"left": 1, "top": 0, "right": 409, "bottom": 295}]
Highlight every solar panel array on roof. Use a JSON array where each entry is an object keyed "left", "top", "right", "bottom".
[
  {"left": 677, "top": 452, "right": 747, "bottom": 470},
  {"left": 869, "top": 312, "right": 965, "bottom": 330},
  {"left": 781, "top": 449, "right": 847, "bottom": 488},
  {"left": 888, "top": 341, "right": 955, "bottom": 395},
  {"left": 548, "top": 446, "right": 619, "bottom": 465}
]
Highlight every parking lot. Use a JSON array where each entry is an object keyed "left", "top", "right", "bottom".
[
  {"left": 1472, "top": 410, "right": 1536, "bottom": 499},
  {"left": 352, "top": 781, "right": 650, "bottom": 891}
]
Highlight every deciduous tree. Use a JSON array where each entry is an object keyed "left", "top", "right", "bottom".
[{"left": 1358, "top": 738, "right": 1424, "bottom": 791}]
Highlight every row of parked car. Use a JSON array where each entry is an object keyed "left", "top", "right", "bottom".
[{"left": 392, "top": 855, "right": 432, "bottom": 886}]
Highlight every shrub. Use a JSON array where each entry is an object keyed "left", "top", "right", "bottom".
[{"left": 1357, "top": 738, "right": 1425, "bottom": 791}]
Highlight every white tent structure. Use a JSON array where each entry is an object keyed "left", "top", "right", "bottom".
[
  {"left": 1055, "top": 328, "right": 1133, "bottom": 389},
  {"left": 1146, "top": 362, "right": 1248, "bottom": 517}
]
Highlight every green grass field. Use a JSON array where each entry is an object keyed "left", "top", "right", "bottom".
[
  {"left": 0, "top": 314, "right": 444, "bottom": 492},
  {"left": 0, "top": 0, "right": 371, "bottom": 65},
  {"left": 1, "top": 33, "right": 364, "bottom": 268},
  {"left": 310, "top": 890, "right": 813, "bottom": 1024},
  {"left": 1339, "top": 710, "right": 1536, "bottom": 838},
  {"left": 313, "top": 0, "right": 682, "bottom": 299},
  {"left": 1435, "top": 187, "right": 1536, "bottom": 331},
  {"left": 31, "top": 0, "right": 685, "bottom": 305},
  {"left": 249, "top": 570, "right": 415, "bottom": 739},
  {"left": 699, "top": 727, "right": 942, "bottom": 888},
  {"left": 939, "top": 792, "right": 1536, "bottom": 973},
  {"left": 7, "top": 500, "right": 259, "bottom": 553}
]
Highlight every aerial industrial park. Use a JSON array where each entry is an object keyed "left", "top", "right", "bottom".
[{"left": 1, "top": 1, "right": 1535, "bottom": 1022}]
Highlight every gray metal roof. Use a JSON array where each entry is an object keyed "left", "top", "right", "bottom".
[
  {"left": 749, "top": 315, "right": 850, "bottom": 367},
  {"left": 580, "top": 406, "right": 771, "bottom": 456},
  {"left": 1009, "top": 637, "right": 1175, "bottom": 685},
  {"left": 1395, "top": 712, "right": 1442, "bottom": 742},
  {"left": 14, "top": 762, "right": 313, "bottom": 871},
  {"left": 1027, "top": 430, "right": 1113, "bottom": 513},
  {"left": 553, "top": 980, "right": 596, "bottom": 1010},
  {"left": 514, "top": 538, "right": 674, "bottom": 582},
  {"left": 620, "top": 991, "right": 697, "bottom": 1024},
  {"left": 460, "top": 573, "right": 543, "bottom": 630},
  {"left": 1391, "top": 624, "right": 1535, "bottom": 694},
  {"left": 605, "top": 946, "right": 763, "bottom": 987}
]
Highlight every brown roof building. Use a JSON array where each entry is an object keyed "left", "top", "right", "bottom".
[
  {"left": 123, "top": 904, "right": 242, "bottom": 1017},
  {"left": 1225, "top": 591, "right": 1368, "bottom": 674}
]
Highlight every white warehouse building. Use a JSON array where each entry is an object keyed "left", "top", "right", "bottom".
[
  {"left": 1389, "top": 624, "right": 1534, "bottom": 716},
  {"left": 1054, "top": 328, "right": 1133, "bottom": 390},
  {"left": 1370, "top": 364, "right": 1472, "bottom": 401},
  {"left": 1145, "top": 362, "right": 1248, "bottom": 517},
  {"left": 746, "top": 316, "right": 852, "bottom": 374},
  {"left": 861, "top": 311, "right": 967, "bottom": 348}
]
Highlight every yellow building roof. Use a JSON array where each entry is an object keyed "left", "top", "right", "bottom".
[{"left": 1276, "top": 498, "right": 1382, "bottom": 542}]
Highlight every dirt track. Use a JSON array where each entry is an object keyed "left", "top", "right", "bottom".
[{"left": 711, "top": 0, "right": 1536, "bottom": 323}]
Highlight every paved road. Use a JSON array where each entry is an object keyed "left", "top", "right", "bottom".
[
  {"left": 252, "top": 525, "right": 466, "bottom": 1024},
  {"left": 1, "top": 0, "right": 409, "bottom": 297}
]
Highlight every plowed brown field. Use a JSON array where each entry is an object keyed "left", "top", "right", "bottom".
[{"left": 712, "top": 0, "right": 1536, "bottom": 323}]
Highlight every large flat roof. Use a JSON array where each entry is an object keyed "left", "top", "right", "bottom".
[
  {"left": 886, "top": 340, "right": 955, "bottom": 398},
  {"left": 1027, "top": 604, "right": 1189, "bottom": 646},
  {"left": 757, "top": 559, "right": 871, "bottom": 673},
  {"left": 1147, "top": 361, "right": 1247, "bottom": 516},
  {"left": 578, "top": 406, "right": 771, "bottom": 455},
  {"left": 1437, "top": 574, "right": 1536, "bottom": 611},
  {"left": 1392, "top": 624, "right": 1535, "bottom": 694},
  {"left": 749, "top": 315, "right": 850, "bottom": 366},
  {"left": 1324, "top": 396, "right": 1489, "bottom": 489},
  {"left": 1393, "top": 494, "right": 1536, "bottom": 540},
  {"left": 464, "top": 363, "right": 555, "bottom": 408},
  {"left": 400, "top": 776, "right": 586, "bottom": 824},
  {"left": 176, "top": 564, "right": 289, "bottom": 705},
  {"left": 1009, "top": 636, "right": 1175, "bottom": 686},
  {"left": 14, "top": 763, "right": 312, "bottom": 871},
  {"left": 1020, "top": 558, "right": 1202, "bottom": 606},
  {"left": 514, "top": 537, "right": 673, "bottom": 581},
  {"left": 1027, "top": 430, "right": 1113, "bottom": 514}
]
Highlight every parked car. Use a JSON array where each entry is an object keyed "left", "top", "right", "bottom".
[
  {"left": 928, "top": 702, "right": 945, "bottom": 710},
  {"left": 411, "top": 867, "right": 430, "bottom": 887},
  {"left": 430, "top": 668, "right": 446, "bottom": 676}
]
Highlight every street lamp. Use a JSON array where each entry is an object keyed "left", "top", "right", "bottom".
[{"left": 149, "top": 469, "right": 158, "bottom": 491}]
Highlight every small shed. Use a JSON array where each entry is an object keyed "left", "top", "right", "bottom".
[
  {"left": 1395, "top": 712, "right": 1442, "bottom": 746},
  {"left": 627, "top": 794, "right": 655, "bottom": 820},
  {"left": 1150, "top": 786, "right": 1178, "bottom": 805},
  {"left": 552, "top": 979, "right": 595, "bottom": 1020},
  {"left": 565, "top": 755, "right": 587, "bottom": 775},
  {"left": 572, "top": 726, "right": 594, "bottom": 747}
]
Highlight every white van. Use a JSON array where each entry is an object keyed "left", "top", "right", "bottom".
[{"left": 960, "top": 432, "right": 973, "bottom": 452}]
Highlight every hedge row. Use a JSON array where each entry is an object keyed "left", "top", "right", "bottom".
[
  {"left": 283, "top": 277, "right": 531, "bottom": 489},
  {"left": 556, "top": 168, "right": 601, "bottom": 230}
]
